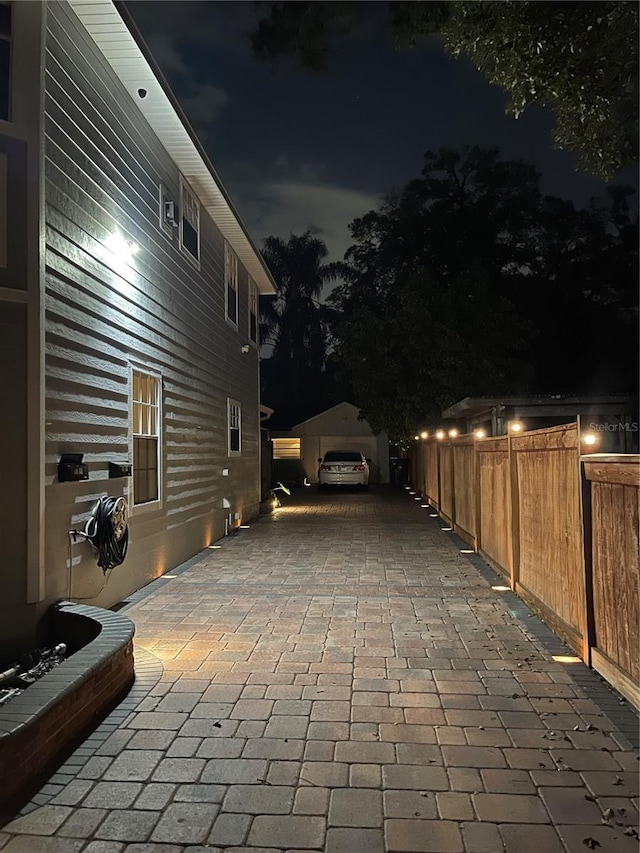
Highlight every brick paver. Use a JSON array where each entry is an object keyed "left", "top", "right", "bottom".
[{"left": 1, "top": 487, "right": 638, "bottom": 851}]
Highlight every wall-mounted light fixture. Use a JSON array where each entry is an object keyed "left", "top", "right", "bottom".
[
  {"left": 435, "top": 429, "right": 445, "bottom": 440},
  {"left": 508, "top": 420, "right": 523, "bottom": 434},
  {"left": 474, "top": 429, "right": 486, "bottom": 439},
  {"left": 241, "top": 344, "right": 250, "bottom": 353},
  {"left": 104, "top": 232, "right": 138, "bottom": 262},
  {"left": 420, "top": 431, "right": 428, "bottom": 440},
  {"left": 448, "top": 428, "right": 458, "bottom": 438}
]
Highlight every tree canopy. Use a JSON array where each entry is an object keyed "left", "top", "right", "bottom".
[
  {"left": 328, "top": 147, "right": 638, "bottom": 438},
  {"left": 251, "top": 1, "right": 639, "bottom": 178}
]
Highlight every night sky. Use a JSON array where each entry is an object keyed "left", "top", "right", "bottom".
[{"left": 128, "top": 1, "right": 638, "bottom": 266}]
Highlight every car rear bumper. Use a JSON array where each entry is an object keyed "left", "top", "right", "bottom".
[{"left": 318, "top": 473, "right": 369, "bottom": 486}]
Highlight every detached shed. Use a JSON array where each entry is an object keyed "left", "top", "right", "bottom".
[{"left": 271, "top": 402, "right": 390, "bottom": 484}]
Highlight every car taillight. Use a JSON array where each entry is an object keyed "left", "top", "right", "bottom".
[
  {"left": 353, "top": 464, "right": 366, "bottom": 471},
  {"left": 320, "top": 464, "right": 332, "bottom": 471}
]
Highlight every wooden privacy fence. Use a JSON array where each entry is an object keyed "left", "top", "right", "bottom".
[
  {"left": 410, "top": 426, "right": 640, "bottom": 709},
  {"left": 583, "top": 455, "right": 640, "bottom": 709}
]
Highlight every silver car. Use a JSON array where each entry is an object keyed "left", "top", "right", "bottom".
[{"left": 317, "top": 450, "right": 370, "bottom": 490}]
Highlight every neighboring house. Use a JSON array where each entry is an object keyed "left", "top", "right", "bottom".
[
  {"left": 441, "top": 395, "right": 638, "bottom": 452},
  {"left": 0, "top": 0, "right": 276, "bottom": 659},
  {"left": 270, "top": 402, "right": 390, "bottom": 484}
]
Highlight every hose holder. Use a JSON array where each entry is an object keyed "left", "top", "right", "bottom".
[{"left": 83, "top": 496, "right": 129, "bottom": 573}]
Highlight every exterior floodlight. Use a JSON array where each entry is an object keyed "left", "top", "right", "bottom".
[
  {"left": 448, "top": 429, "right": 458, "bottom": 438},
  {"left": 474, "top": 429, "right": 486, "bottom": 439},
  {"left": 581, "top": 433, "right": 598, "bottom": 447},
  {"left": 435, "top": 429, "right": 445, "bottom": 440},
  {"left": 508, "top": 421, "right": 523, "bottom": 433},
  {"left": 104, "top": 232, "right": 138, "bottom": 261},
  {"left": 420, "top": 431, "right": 428, "bottom": 440}
]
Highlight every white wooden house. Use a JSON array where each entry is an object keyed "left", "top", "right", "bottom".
[
  {"left": 0, "top": 0, "right": 276, "bottom": 659},
  {"left": 271, "top": 402, "right": 390, "bottom": 484}
]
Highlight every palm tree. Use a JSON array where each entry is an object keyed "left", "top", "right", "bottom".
[{"left": 260, "top": 231, "right": 341, "bottom": 409}]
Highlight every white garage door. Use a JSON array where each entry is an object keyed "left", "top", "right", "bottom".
[{"left": 319, "top": 436, "right": 380, "bottom": 482}]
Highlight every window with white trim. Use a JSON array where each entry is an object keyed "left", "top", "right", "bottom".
[
  {"left": 0, "top": 2, "right": 11, "bottom": 121},
  {"left": 272, "top": 438, "right": 301, "bottom": 459},
  {"left": 248, "top": 276, "right": 258, "bottom": 344},
  {"left": 132, "top": 370, "right": 161, "bottom": 505},
  {"left": 225, "top": 241, "right": 238, "bottom": 325},
  {"left": 228, "top": 399, "right": 241, "bottom": 455},
  {"left": 180, "top": 177, "right": 199, "bottom": 263}
]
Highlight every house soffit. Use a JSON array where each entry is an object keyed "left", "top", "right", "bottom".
[{"left": 66, "top": 0, "right": 276, "bottom": 295}]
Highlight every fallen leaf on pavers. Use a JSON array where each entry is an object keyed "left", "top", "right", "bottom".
[
  {"left": 582, "top": 838, "right": 601, "bottom": 849},
  {"left": 613, "top": 776, "right": 624, "bottom": 786},
  {"left": 584, "top": 794, "right": 597, "bottom": 802},
  {"left": 623, "top": 827, "right": 639, "bottom": 838},
  {"left": 212, "top": 721, "right": 222, "bottom": 728},
  {"left": 603, "top": 809, "right": 614, "bottom": 820}
]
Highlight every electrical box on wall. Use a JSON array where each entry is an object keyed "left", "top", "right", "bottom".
[
  {"left": 58, "top": 453, "right": 89, "bottom": 483},
  {"left": 109, "top": 462, "right": 132, "bottom": 478},
  {"left": 164, "top": 200, "right": 178, "bottom": 226}
]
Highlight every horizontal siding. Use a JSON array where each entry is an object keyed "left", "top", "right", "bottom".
[{"left": 44, "top": 2, "right": 260, "bottom": 607}]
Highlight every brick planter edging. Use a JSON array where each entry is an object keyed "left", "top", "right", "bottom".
[{"left": 0, "top": 600, "right": 135, "bottom": 811}]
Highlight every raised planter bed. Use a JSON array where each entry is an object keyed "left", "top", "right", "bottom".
[{"left": 0, "top": 601, "right": 134, "bottom": 814}]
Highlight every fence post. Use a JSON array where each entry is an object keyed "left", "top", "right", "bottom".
[
  {"left": 508, "top": 430, "right": 520, "bottom": 592},
  {"left": 474, "top": 436, "right": 481, "bottom": 553},
  {"left": 450, "top": 438, "right": 457, "bottom": 530},
  {"left": 577, "top": 416, "right": 596, "bottom": 665}
]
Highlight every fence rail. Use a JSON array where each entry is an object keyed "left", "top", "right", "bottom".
[{"left": 410, "top": 429, "right": 640, "bottom": 708}]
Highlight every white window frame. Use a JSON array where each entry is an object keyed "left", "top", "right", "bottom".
[
  {"left": 248, "top": 276, "right": 258, "bottom": 346},
  {"left": 227, "top": 398, "right": 242, "bottom": 456},
  {"left": 225, "top": 241, "right": 239, "bottom": 326},
  {"left": 130, "top": 366, "right": 162, "bottom": 511},
  {"left": 179, "top": 175, "right": 200, "bottom": 267}
]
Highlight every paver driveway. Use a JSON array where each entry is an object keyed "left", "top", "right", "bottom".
[{"left": 2, "top": 486, "right": 638, "bottom": 852}]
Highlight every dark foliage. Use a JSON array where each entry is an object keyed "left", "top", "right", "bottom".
[{"left": 328, "top": 147, "right": 638, "bottom": 437}]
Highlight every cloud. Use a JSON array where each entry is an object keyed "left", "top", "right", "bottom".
[
  {"left": 227, "top": 163, "right": 381, "bottom": 274},
  {"left": 128, "top": 1, "right": 261, "bottom": 56},
  {"left": 181, "top": 85, "right": 229, "bottom": 128},
  {"left": 145, "top": 32, "right": 190, "bottom": 77},
  {"left": 138, "top": 24, "right": 231, "bottom": 132}
]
